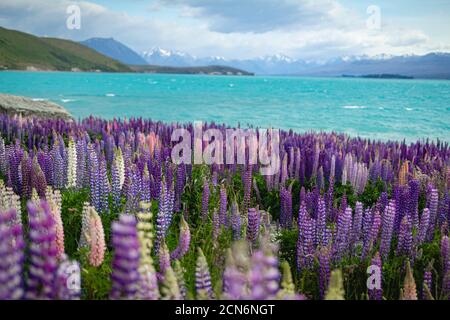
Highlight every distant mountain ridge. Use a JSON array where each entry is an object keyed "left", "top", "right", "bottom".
[
  {"left": 80, "top": 38, "right": 147, "bottom": 65},
  {"left": 0, "top": 27, "right": 131, "bottom": 72},
  {"left": 140, "top": 47, "right": 450, "bottom": 79}
]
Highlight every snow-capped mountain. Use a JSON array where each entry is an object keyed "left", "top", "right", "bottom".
[
  {"left": 140, "top": 48, "right": 450, "bottom": 78},
  {"left": 140, "top": 49, "right": 318, "bottom": 74}
]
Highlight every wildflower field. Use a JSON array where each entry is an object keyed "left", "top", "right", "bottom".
[{"left": 0, "top": 114, "right": 449, "bottom": 300}]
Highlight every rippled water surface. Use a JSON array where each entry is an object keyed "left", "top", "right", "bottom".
[{"left": 0, "top": 71, "right": 449, "bottom": 142}]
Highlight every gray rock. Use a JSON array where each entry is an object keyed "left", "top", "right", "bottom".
[{"left": 0, "top": 93, "right": 73, "bottom": 120}]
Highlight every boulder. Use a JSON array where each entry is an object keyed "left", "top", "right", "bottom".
[{"left": 0, "top": 93, "right": 73, "bottom": 120}]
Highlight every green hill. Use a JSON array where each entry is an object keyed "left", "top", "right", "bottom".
[{"left": 0, "top": 27, "right": 131, "bottom": 72}]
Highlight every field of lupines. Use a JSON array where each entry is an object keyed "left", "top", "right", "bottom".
[{"left": 0, "top": 113, "right": 449, "bottom": 300}]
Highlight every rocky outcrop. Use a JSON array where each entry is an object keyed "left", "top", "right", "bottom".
[{"left": 0, "top": 93, "right": 73, "bottom": 120}]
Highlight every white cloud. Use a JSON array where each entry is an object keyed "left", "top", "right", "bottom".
[{"left": 0, "top": 0, "right": 446, "bottom": 60}]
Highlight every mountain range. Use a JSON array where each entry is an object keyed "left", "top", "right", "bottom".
[
  {"left": 1, "top": 27, "right": 449, "bottom": 79},
  {"left": 139, "top": 47, "right": 450, "bottom": 79}
]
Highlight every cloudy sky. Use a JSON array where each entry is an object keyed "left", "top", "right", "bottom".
[{"left": 1, "top": 0, "right": 449, "bottom": 60}]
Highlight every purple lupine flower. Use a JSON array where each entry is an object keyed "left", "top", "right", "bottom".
[
  {"left": 111, "top": 158, "right": 122, "bottom": 209},
  {"left": 154, "top": 179, "right": 168, "bottom": 253},
  {"left": 170, "top": 216, "right": 191, "bottom": 260},
  {"left": 397, "top": 215, "right": 413, "bottom": 256},
  {"left": 408, "top": 179, "right": 420, "bottom": 228},
  {"left": 231, "top": 200, "right": 241, "bottom": 240},
  {"left": 417, "top": 208, "right": 430, "bottom": 245},
  {"left": 242, "top": 165, "right": 252, "bottom": 216},
  {"left": 98, "top": 155, "right": 110, "bottom": 213},
  {"left": 110, "top": 214, "right": 140, "bottom": 299},
  {"left": 426, "top": 186, "right": 438, "bottom": 242},
  {"left": 20, "top": 151, "right": 32, "bottom": 198},
  {"left": 0, "top": 208, "right": 24, "bottom": 300},
  {"left": 248, "top": 247, "right": 280, "bottom": 300},
  {"left": 316, "top": 197, "right": 327, "bottom": 246},
  {"left": 422, "top": 265, "right": 433, "bottom": 300},
  {"left": 280, "top": 187, "right": 293, "bottom": 229},
  {"left": 51, "top": 141, "right": 65, "bottom": 189},
  {"left": 297, "top": 211, "right": 315, "bottom": 271},
  {"left": 219, "top": 184, "right": 227, "bottom": 227},
  {"left": 362, "top": 209, "right": 381, "bottom": 260},
  {"left": 368, "top": 252, "right": 383, "bottom": 300},
  {"left": 88, "top": 145, "right": 100, "bottom": 212},
  {"left": 380, "top": 201, "right": 396, "bottom": 260},
  {"left": 246, "top": 207, "right": 260, "bottom": 245},
  {"left": 334, "top": 207, "right": 352, "bottom": 261},
  {"left": 201, "top": 179, "right": 210, "bottom": 221},
  {"left": 222, "top": 249, "right": 247, "bottom": 300},
  {"left": 141, "top": 164, "right": 152, "bottom": 204},
  {"left": 352, "top": 201, "right": 363, "bottom": 245},
  {"left": 195, "top": 248, "right": 214, "bottom": 300},
  {"left": 26, "top": 200, "right": 59, "bottom": 299},
  {"left": 318, "top": 246, "right": 331, "bottom": 299}
]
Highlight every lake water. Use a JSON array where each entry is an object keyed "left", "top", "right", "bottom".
[{"left": 0, "top": 71, "right": 449, "bottom": 142}]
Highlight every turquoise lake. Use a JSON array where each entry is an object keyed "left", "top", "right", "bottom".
[{"left": 0, "top": 71, "right": 449, "bottom": 142}]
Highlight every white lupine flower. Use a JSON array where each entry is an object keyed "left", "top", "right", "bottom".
[
  {"left": 115, "top": 147, "right": 125, "bottom": 189},
  {"left": 67, "top": 137, "right": 78, "bottom": 188}
]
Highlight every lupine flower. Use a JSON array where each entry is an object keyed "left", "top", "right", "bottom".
[
  {"left": 280, "top": 186, "right": 292, "bottom": 229},
  {"left": 170, "top": 216, "right": 191, "bottom": 260},
  {"left": 111, "top": 158, "right": 122, "bottom": 209},
  {"left": 46, "top": 188, "right": 65, "bottom": 259},
  {"left": 397, "top": 215, "right": 413, "bottom": 257},
  {"left": 222, "top": 246, "right": 248, "bottom": 300},
  {"left": 380, "top": 201, "right": 396, "bottom": 260},
  {"left": 426, "top": 187, "right": 439, "bottom": 241},
  {"left": 324, "top": 270, "right": 345, "bottom": 300},
  {"left": 136, "top": 203, "right": 159, "bottom": 300},
  {"left": 231, "top": 200, "right": 241, "bottom": 240},
  {"left": 417, "top": 208, "right": 430, "bottom": 244},
  {"left": 158, "top": 241, "right": 171, "bottom": 282},
  {"left": 110, "top": 214, "right": 140, "bottom": 299},
  {"left": 277, "top": 261, "right": 306, "bottom": 300},
  {"left": 352, "top": 201, "right": 363, "bottom": 244},
  {"left": 246, "top": 207, "right": 260, "bottom": 245},
  {"left": 422, "top": 263, "right": 433, "bottom": 300},
  {"left": 297, "top": 207, "right": 315, "bottom": 271},
  {"left": 161, "top": 266, "right": 182, "bottom": 300},
  {"left": 318, "top": 246, "right": 331, "bottom": 299},
  {"left": 335, "top": 207, "right": 352, "bottom": 261},
  {"left": 26, "top": 200, "right": 59, "bottom": 299},
  {"left": 31, "top": 157, "right": 47, "bottom": 198},
  {"left": 88, "top": 209, "right": 106, "bottom": 267},
  {"left": 400, "top": 261, "right": 417, "bottom": 300},
  {"left": 316, "top": 197, "right": 327, "bottom": 246},
  {"left": 173, "top": 260, "right": 187, "bottom": 299},
  {"left": 0, "top": 208, "right": 24, "bottom": 300},
  {"left": 242, "top": 165, "right": 252, "bottom": 216},
  {"left": 195, "top": 248, "right": 214, "bottom": 300},
  {"left": 248, "top": 246, "right": 280, "bottom": 300},
  {"left": 66, "top": 137, "right": 77, "bottom": 188}
]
